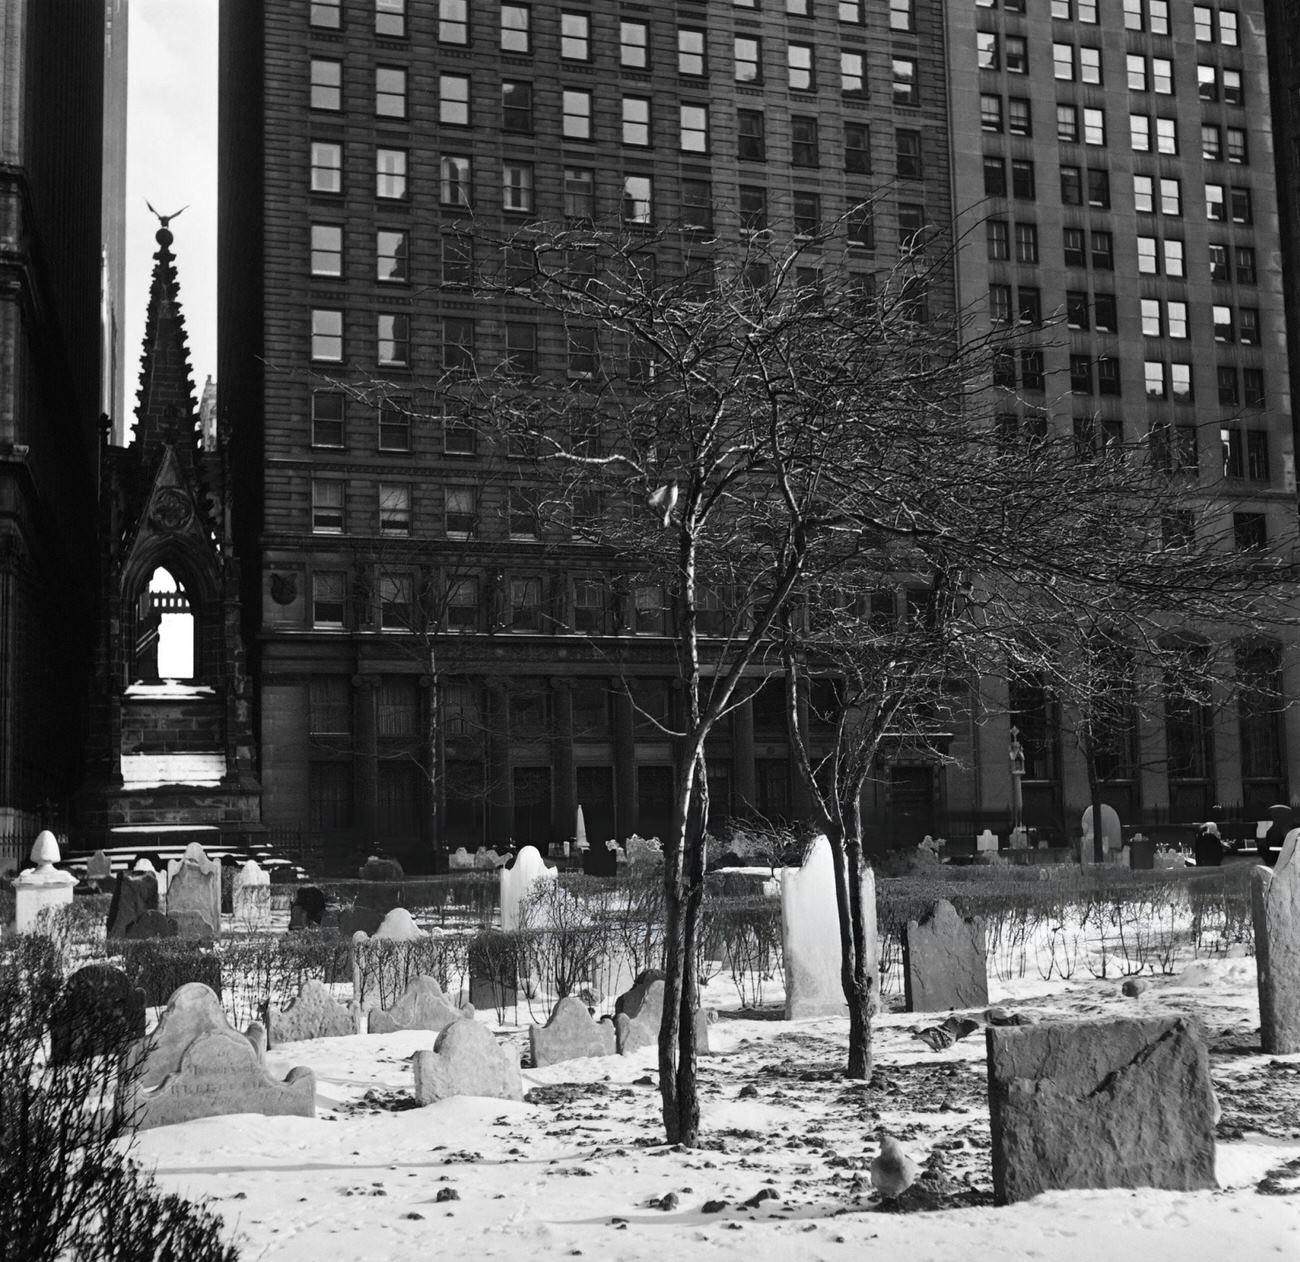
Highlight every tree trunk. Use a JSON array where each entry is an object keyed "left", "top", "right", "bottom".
[
  {"left": 1084, "top": 732, "right": 1104, "bottom": 864},
  {"left": 826, "top": 803, "right": 874, "bottom": 1081}
]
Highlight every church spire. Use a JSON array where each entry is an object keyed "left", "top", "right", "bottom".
[{"left": 132, "top": 219, "right": 201, "bottom": 467}]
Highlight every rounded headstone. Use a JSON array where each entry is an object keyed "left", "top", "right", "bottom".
[{"left": 373, "top": 907, "right": 426, "bottom": 940}]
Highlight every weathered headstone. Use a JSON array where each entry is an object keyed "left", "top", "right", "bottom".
[
  {"left": 360, "top": 854, "right": 404, "bottom": 881},
  {"left": 137, "top": 982, "right": 263, "bottom": 1091},
  {"left": 781, "top": 836, "right": 878, "bottom": 1019},
  {"left": 288, "top": 884, "right": 327, "bottom": 930},
  {"left": 367, "top": 975, "right": 473, "bottom": 1035},
  {"left": 338, "top": 883, "right": 402, "bottom": 938},
  {"left": 903, "top": 899, "right": 989, "bottom": 1012},
  {"left": 107, "top": 871, "right": 161, "bottom": 938},
  {"left": 135, "top": 1029, "right": 315, "bottom": 1129},
  {"left": 373, "top": 907, "right": 426, "bottom": 940},
  {"left": 625, "top": 835, "right": 663, "bottom": 866},
  {"left": 500, "top": 845, "right": 557, "bottom": 931},
  {"left": 448, "top": 846, "right": 474, "bottom": 870},
  {"left": 48, "top": 964, "right": 146, "bottom": 1065},
  {"left": 474, "top": 847, "right": 505, "bottom": 870},
  {"left": 245, "top": 1019, "right": 268, "bottom": 1063},
  {"left": 13, "top": 831, "right": 77, "bottom": 932},
  {"left": 1082, "top": 803, "right": 1122, "bottom": 857},
  {"left": 1252, "top": 828, "right": 1300, "bottom": 1054},
  {"left": 266, "top": 979, "right": 358, "bottom": 1045},
  {"left": 233, "top": 859, "right": 272, "bottom": 929},
  {"left": 468, "top": 930, "right": 519, "bottom": 1011},
  {"left": 529, "top": 996, "right": 617, "bottom": 1067},
  {"left": 85, "top": 849, "right": 114, "bottom": 889},
  {"left": 411, "top": 1018, "right": 522, "bottom": 1104},
  {"left": 987, "top": 1015, "right": 1217, "bottom": 1204},
  {"left": 1262, "top": 805, "right": 1296, "bottom": 865},
  {"left": 613, "top": 970, "right": 708, "bottom": 1055},
  {"left": 166, "top": 842, "right": 222, "bottom": 939},
  {"left": 976, "top": 829, "right": 999, "bottom": 854},
  {"left": 123, "top": 908, "right": 180, "bottom": 941},
  {"left": 134, "top": 856, "right": 167, "bottom": 901}
]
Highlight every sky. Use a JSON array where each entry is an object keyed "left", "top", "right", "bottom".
[{"left": 124, "top": 0, "right": 219, "bottom": 406}]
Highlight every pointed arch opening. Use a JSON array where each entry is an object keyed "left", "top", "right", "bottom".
[{"left": 133, "top": 566, "right": 195, "bottom": 682}]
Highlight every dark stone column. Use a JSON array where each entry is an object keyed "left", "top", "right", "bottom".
[
  {"left": 485, "top": 681, "right": 512, "bottom": 845},
  {"left": 614, "top": 686, "right": 636, "bottom": 840},
  {"left": 733, "top": 697, "right": 757, "bottom": 816}
]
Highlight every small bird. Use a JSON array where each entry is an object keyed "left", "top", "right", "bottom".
[
  {"left": 912, "top": 1014, "right": 980, "bottom": 1050},
  {"left": 647, "top": 481, "right": 679, "bottom": 527},
  {"left": 870, "top": 1136, "right": 919, "bottom": 1200}
]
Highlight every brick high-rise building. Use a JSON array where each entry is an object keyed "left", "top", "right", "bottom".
[
  {"left": 219, "top": 0, "right": 1298, "bottom": 871},
  {"left": 0, "top": 0, "right": 107, "bottom": 850}
]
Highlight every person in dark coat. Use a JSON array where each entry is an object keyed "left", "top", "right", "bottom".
[{"left": 1193, "top": 821, "right": 1223, "bottom": 867}]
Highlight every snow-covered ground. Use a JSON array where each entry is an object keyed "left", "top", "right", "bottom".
[{"left": 135, "top": 957, "right": 1300, "bottom": 1261}]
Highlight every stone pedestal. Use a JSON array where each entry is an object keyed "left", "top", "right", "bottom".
[{"left": 13, "top": 831, "right": 77, "bottom": 933}]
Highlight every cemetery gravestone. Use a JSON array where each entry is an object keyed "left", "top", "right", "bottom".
[
  {"left": 338, "top": 883, "right": 402, "bottom": 938},
  {"left": 288, "top": 884, "right": 328, "bottom": 930},
  {"left": 13, "top": 831, "right": 77, "bottom": 932},
  {"left": 903, "top": 899, "right": 989, "bottom": 1012},
  {"left": 1261, "top": 805, "right": 1296, "bottom": 866},
  {"left": 411, "top": 1018, "right": 523, "bottom": 1104},
  {"left": 123, "top": 909, "right": 180, "bottom": 941},
  {"left": 49, "top": 964, "right": 146, "bottom": 1065},
  {"left": 614, "top": 970, "right": 708, "bottom": 1056},
  {"left": 373, "top": 907, "right": 425, "bottom": 939},
  {"left": 107, "top": 871, "right": 161, "bottom": 938},
  {"left": 1252, "top": 828, "right": 1300, "bottom": 1054},
  {"left": 448, "top": 847, "right": 474, "bottom": 870},
  {"left": 367, "top": 975, "right": 473, "bottom": 1035},
  {"left": 360, "top": 855, "right": 404, "bottom": 881},
  {"left": 266, "top": 980, "right": 358, "bottom": 1045},
  {"left": 233, "top": 859, "right": 272, "bottom": 929},
  {"left": 781, "top": 836, "right": 878, "bottom": 1019},
  {"left": 976, "top": 829, "right": 999, "bottom": 854},
  {"left": 468, "top": 930, "right": 519, "bottom": 1012},
  {"left": 134, "top": 856, "right": 167, "bottom": 901},
  {"left": 625, "top": 835, "right": 663, "bottom": 866},
  {"left": 1082, "top": 804, "right": 1122, "bottom": 861},
  {"left": 499, "top": 845, "right": 557, "bottom": 931},
  {"left": 85, "top": 849, "right": 114, "bottom": 890},
  {"left": 135, "top": 1029, "right": 315, "bottom": 1129},
  {"left": 137, "top": 982, "right": 266, "bottom": 1090},
  {"left": 986, "top": 1015, "right": 1217, "bottom": 1204},
  {"left": 530, "top": 996, "right": 617, "bottom": 1067},
  {"left": 166, "top": 842, "right": 222, "bottom": 938}
]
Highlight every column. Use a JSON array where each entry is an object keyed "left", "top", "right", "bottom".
[
  {"left": 485, "top": 681, "right": 512, "bottom": 845},
  {"left": 614, "top": 687, "right": 636, "bottom": 840},
  {"left": 551, "top": 678, "right": 575, "bottom": 848}
]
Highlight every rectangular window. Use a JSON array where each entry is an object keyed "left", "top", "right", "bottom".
[
  {"left": 312, "top": 573, "right": 347, "bottom": 627},
  {"left": 379, "top": 574, "right": 413, "bottom": 629},
  {"left": 978, "top": 32, "right": 999, "bottom": 72},
  {"left": 1167, "top": 300, "right": 1187, "bottom": 338},
  {"left": 680, "top": 104, "right": 709, "bottom": 153},
  {"left": 847, "top": 203, "right": 874, "bottom": 249},
  {"left": 1231, "top": 187, "right": 1252, "bottom": 224},
  {"left": 1206, "top": 183, "right": 1226, "bottom": 221},
  {"left": 375, "top": 66, "right": 407, "bottom": 118},
  {"left": 1130, "top": 115, "right": 1150, "bottom": 153},
  {"left": 378, "top": 399, "right": 410, "bottom": 451},
  {"left": 1156, "top": 118, "right": 1177, "bottom": 155},
  {"left": 445, "top": 486, "right": 476, "bottom": 536},
  {"left": 1199, "top": 65, "right": 1218, "bottom": 102},
  {"left": 501, "top": 3, "right": 530, "bottom": 53},
  {"left": 446, "top": 578, "right": 479, "bottom": 630},
  {"left": 1006, "top": 35, "right": 1027, "bottom": 74},
  {"left": 1140, "top": 237, "right": 1162, "bottom": 277},
  {"left": 501, "top": 80, "right": 532, "bottom": 132},
  {"left": 681, "top": 179, "right": 712, "bottom": 232},
  {"left": 312, "top": 392, "right": 345, "bottom": 447},
  {"left": 680, "top": 29, "right": 708, "bottom": 77},
  {"left": 794, "top": 116, "right": 820, "bottom": 168},
  {"left": 1057, "top": 105, "right": 1078, "bottom": 143},
  {"left": 988, "top": 219, "right": 1010, "bottom": 261},
  {"left": 1213, "top": 304, "right": 1234, "bottom": 343},
  {"left": 622, "top": 96, "right": 651, "bottom": 146},
  {"left": 509, "top": 488, "right": 539, "bottom": 538},
  {"left": 986, "top": 156, "right": 1008, "bottom": 197},
  {"left": 1203, "top": 124, "right": 1222, "bottom": 161},
  {"left": 1018, "top": 286, "right": 1041, "bottom": 325},
  {"left": 1170, "top": 363, "right": 1192, "bottom": 403},
  {"left": 845, "top": 123, "right": 871, "bottom": 174},
  {"left": 312, "top": 141, "right": 342, "bottom": 193},
  {"left": 892, "top": 57, "right": 917, "bottom": 107},
  {"left": 440, "top": 73, "right": 469, "bottom": 125},
  {"left": 312, "top": 2, "right": 342, "bottom": 28},
  {"left": 1247, "top": 430, "right": 1269, "bottom": 481},
  {"left": 1220, "top": 370, "right": 1241, "bottom": 409},
  {"left": 567, "top": 326, "right": 598, "bottom": 376},
  {"left": 311, "top": 224, "right": 342, "bottom": 276},
  {"left": 1060, "top": 166, "right": 1082, "bottom": 205},
  {"left": 1067, "top": 291, "right": 1090, "bottom": 331},
  {"left": 1094, "top": 294, "right": 1117, "bottom": 332},
  {"left": 1087, "top": 168, "right": 1109, "bottom": 208},
  {"left": 1012, "top": 158, "right": 1035, "bottom": 200},
  {"left": 889, "top": 0, "right": 914, "bottom": 30},
  {"left": 1083, "top": 108, "right": 1105, "bottom": 146},
  {"left": 1141, "top": 297, "right": 1162, "bottom": 337},
  {"left": 1152, "top": 58, "right": 1172, "bottom": 94},
  {"left": 376, "top": 148, "right": 406, "bottom": 199},
  {"left": 440, "top": 155, "right": 472, "bottom": 207},
  {"left": 1145, "top": 361, "right": 1166, "bottom": 400},
  {"left": 1134, "top": 174, "right": 1155, "bottom": 214},
  {"left": 1244, "top": 369, "right": 1265, "bottom": 408},
  {"left": 502, "top": 161, "right": 534, "bottom": 212},
  {"left": 1233, "top": 513, "right": 1266, "bottom": 551},
  {"left": 561, "top": 10, "right": 590, "bottom": 60},
  {"left": 1127, "top": 54, "right": 1147, "bottom": 92},
  {"left": 509, "top": 578, "right": 543, "bottom": 631},
  {"left": 312, "top": 479, "right": 345, "bottom": 532},
  {"left": 1008, "top": 98, "right": 1031, "bottom": 137},
  {"left": 377, "top": 313, "right": 408, "bottom": 365},
  {"left": 439, "top": 0, "right": 468, "bottom": 43},
  {"left": 620, "top": 20, "right": 649, "bottom": 70},
  {"left": 1091, "top": 230, "right": 1113, "bottom": 270},
  {"left": 621, "top": 175, "right": 653, "bottom": 225},
  {"left": 311, "top": 59, "right": 342, "bottom": 111},
  {"left": 563, "top": 167, "right": 595, "bottom": 221},
  {"left": 788, "top": 44, "right": 814, "bottom": 91},
  {"left": 1097, "top": 357, "right": 1121, "bottom": 396},
  {"left": 1070, "top": 354, "right": 1093, "bottom": 394},
  {"left": 732, "top": 35, "right": 758, "bottom": 82},
  {"left": 379, "top": 484, "right": 411, "bottom": 535},
  {"left": 1239, "top": 308, "right": 1259, "bottom": 346},
  {"left": 504, "top": 321, "right": 537, "bottom": 374},
  {"left": 443, "top": 316, "right": 475, "bottom": 371},
  {"left": 981, "top": 95, "right": 1003, "bottom": 133},
  {"left": 1227, "top": 127, "right": 1248, "bottom": 164},
  {"left": 740, "top": 186, "right": 768, "bottom": 235},
  {"left": 1160, "top": 178, "right": 1181, "bottom": 216},
  {"left": 837, "top": 52, "right": 862, "bottom": 95},
  {"left": 840, "top": 0, "right": 865, "bottom": 20},
  {"left": 1014, "top": 222, "right": 1038, "bottom": 264},
  {"left": 441, "top": 234, "right": 473, "bottom": 286},
  {"left": 1236, "top": 247, "right": 1257, "bottom": 285},
  {"left": 562, "top": 89, "right": 592, "bottom": 140},
  {"left": 376, "top": 229, "right": 407, "bottom": 282},
  {"left": 311, "top": 308, "right": 343, "bottom": 361},
  {"left": 1054, "top": 43, "right": 1075, "bottom": 81},
  {"left": 1223, "top": 70, "right": 1243, "bottom": 106},
  {"left": 989, "top": 284, "right": 1012, "bottom": 325},
  {"left": 1163, "top": 238, "right": 1184, "bottom": 277}
]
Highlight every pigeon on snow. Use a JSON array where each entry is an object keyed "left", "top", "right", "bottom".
[{"left": 870, "top": 1135, "right": 919, "bottom": 1200}]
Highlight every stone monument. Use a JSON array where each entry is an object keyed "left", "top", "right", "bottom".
[
  {"left": 12, "top": 831, "right": 77, "bottom": 933},
  {"left": 529, "top": 996, "right": 617, "bottom": 1067},
  {"left": 499, "top": 844, "right": 557, "bottom": 931},
  {"left": 411, "top": 1019, "right": 523, "bottom": 1104},
  {"left": 232, "top": 859, "right": 272, "bottom": 929},
  {"left": 1252, "top": 827, "right": 1300, "bottom": 1054},
  {"left": 266, "top": 980, "right": 359, "bottom": 1045},
  {"left": 903, "top": 899, "right": 989, "bottom": 1012},
  {"left": 166, "top": 842, "right": 221, "bottom": 938}
]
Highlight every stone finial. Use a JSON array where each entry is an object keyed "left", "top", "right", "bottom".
[{"left": 30, "top": 830, "right": 61, "bottom": 867}]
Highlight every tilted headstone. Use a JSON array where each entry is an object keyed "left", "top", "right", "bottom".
[
  {"left": 13, "top": 831, "right": 77, "bottom": 932},
  {"left": 266, "top": 979, "right": 358, "bottom": 1045},
  {"left": 137, "top": 983, "right": 265, "bottom": 1091},
  {"left": 233, "top": 859, "right": 272, "bottom": 929},
  {"left": 468, "top": 930, "right": 519, "bottom": 1011},
  {"left": 135, "top": 1029, "right": 315, "bottom": 1129},
  {"left": 288, "top": 884, "right": 327, "bottom": 930},
  {"left": 499, "top": 845, "right": 557, "bottom": 931},
  {"left": 613, "top": 970, "right": 708, "bottom": 1056},
  {"left": 48, "top": 964, "right": 146, "bottom": 1065},
  {"left": 448, "top": 847, "right": 474, "bottom": 870},
  {"left": 529, "top": 996, "right": 617, "bottom": 1067},
  {"left": 411, "top": 1018, "right": 522, "bottom": 1104},
  {"left": 986, "top": 1015, "right": 1217, "bottom": 1204},
  {"left": 373, "top": 907, "right": 426, "bottom": 940},
  {"left": 166, "top": 842, "right": 222, "bottom": 939},
  {"left": 1252, "top": 828, "right": 1300, "bottom": 1054},
  {"left": 367, "top": 975, "right": 474, "bottom": 1035},
  {"left": 107, "top": 871, "right": 160, "bottom": 938},
  {"left": 781, "top": 836, "right": 878, "bottom": 1019},
  {"left": 903, "top": 899, "right": 989, "bottom": 1013}
]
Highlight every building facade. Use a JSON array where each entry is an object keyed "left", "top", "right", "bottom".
[
  {"left": 0, "top": 0, "right": 107, "bottom": 849},
  {"left": 219, "top": 0, "right": 1298, "bottom": 872}
]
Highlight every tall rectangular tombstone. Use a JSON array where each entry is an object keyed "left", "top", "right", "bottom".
[{"left": 1252, "top": 829, "right": 1300, "bottom": 1054}]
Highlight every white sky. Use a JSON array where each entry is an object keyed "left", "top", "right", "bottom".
[{"left": 124, "top": 0, "right": 219, "bottom": 408}]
